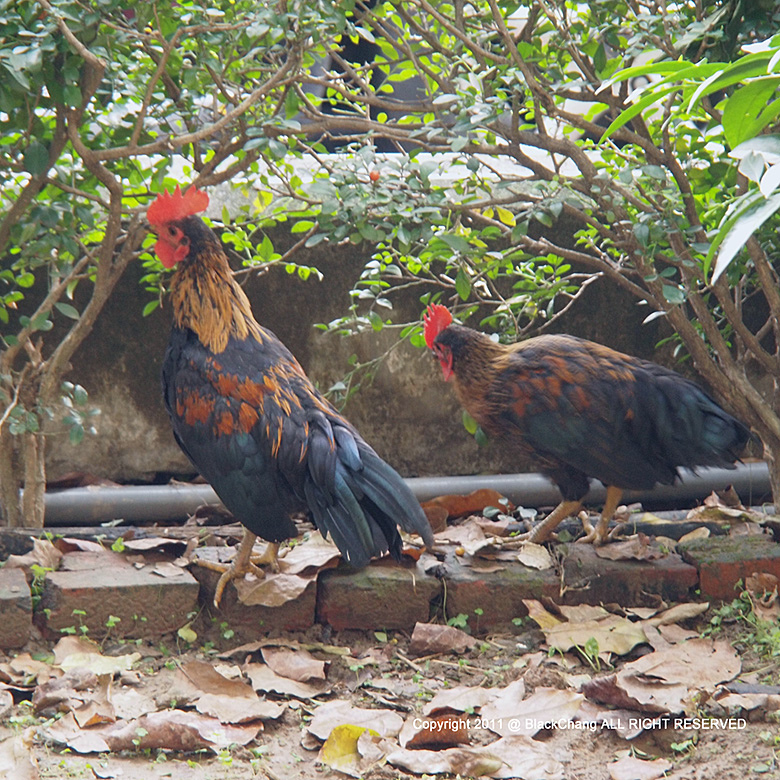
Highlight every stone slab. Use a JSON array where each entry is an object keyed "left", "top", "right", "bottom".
[
  {"left": 317, "top": 561, "right": 440, "bottom": 631},
  {"left": 0, "top": 567, "right": 32, "bottom": 649}
]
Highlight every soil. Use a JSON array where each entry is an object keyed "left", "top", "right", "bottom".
[{"left": 4, "top": 616, "right": 780, "bottom": 780}]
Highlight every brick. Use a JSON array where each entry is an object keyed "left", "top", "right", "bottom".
[
  {"left": 38, "top": 560, "right": 199, "bottom": 639},
  {"left": 317, "top": 560, "right": 440, "bottom": 631},
  {"left": 680, "top": 536, "right": 780, "bottom": 600},
  {"left": 440, "top": 555, "right": 559, "bottom": 632},
  {"left": 191, "top": 565, "right": 317, "bottom": 638},
  {"left": 561, "top": 544, "right": 698, "bottom": 606},
  {"left": 0, "top": 568, "right": 32, "bottom": 649}
]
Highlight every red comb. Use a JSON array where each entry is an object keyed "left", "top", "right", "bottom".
[
  {"left": 147, "top": 185, "right": 209, "bottom": 226},
  {"left": 423, "top": 304, "right": 453, "bottom": 348}
]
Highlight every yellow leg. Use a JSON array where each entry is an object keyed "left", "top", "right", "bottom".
[
  {"left": 195, "top": 531, "right": 279, "bottom": 607},
  {"left": 522, "top": 499, "right": 583, "bottom": 543},
  {"left": 579, "top": 485, "right": 623, "bottom": 546}
]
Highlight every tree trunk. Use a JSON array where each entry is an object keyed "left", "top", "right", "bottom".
[
  {"left": 0, "top": 428, "right": 21, "bottom": 527},
  {"left": 20, "top": 431, "right": 45, "bottom": 528}
]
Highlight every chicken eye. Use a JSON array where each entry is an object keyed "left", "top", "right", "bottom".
[{"left": 167, "top": 226, "right": 177, "bottom": 236}]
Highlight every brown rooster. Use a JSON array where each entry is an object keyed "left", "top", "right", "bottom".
[
  {"left": 147, "top": 185, "right": 433, "bottom": 605},
  {"left": 423, "top": 303, "right": 750, "bottom": 544}
]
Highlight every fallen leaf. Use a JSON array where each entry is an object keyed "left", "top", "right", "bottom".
[
  {"left": 517, "top": 543, "right": 554, "bottom": 570},
  {"left": 262, "top": 646, "right": 327, "bottom": 682},
  {"left": 594, "top": 534, "right": 666, "bottom": 561},
  {"left": 423, "top": 685, "right": 497, "bottom": 716},
  {"left": 645, "top": 602, "right": 710, "bottom": 627},
  {"left": 151, "top": 562, "right": 186, "bottom": 578},
  {"left": 388, "top": 735, "right": 564, "bottom": 779},
  {"left": 317, "top": 724, "right": 385, "bottom": 777},
  {"left": 245, "top": 663, "right": 329, "bottom": 699},
  {"left": 44, "top": 708, "right": 261, "bottom": 754},
  {"left": 423, "top": 505, "right": 449, "bottom": 533},
  {"left": 195, "top": 692, "right": 282, "bottom": 724},
  {"left": 409, "top": 622, "right": 477, "bottom": 656},
  {"left": 5, "top": 538, "right": 63, "bottom": 575},
  {"left": 33, "top": 669, "right": 99, "bottom": 714},
  {"left": 53, "top": 637, "right": 140, "bottom": 676},
  {"left": 483, "top": 686, "right": 583, "bottom": 737},
  {"left": 123, "top": 537, "right": 187, "bottom": 553},
  {"left": 234, "top": 571, "right": 316, "bottom": 607},
  {"left": 399, "top": 712, "right": 470, "bottom": 748},
  {"left": 0, "top": 728, "right": 38, "bottom": 780},
  {"left": 679, "top": 527, "right": 710, "bottom": 543},
  {"left": 422, "top": 489, "right": 514, "bottom": 519},
  {"left": 609, "top": 755, "right": 673, "bottom": 780},
  {"left": 622, "top": 638, "right": 740, "bottom": 690},
  {"left": 178, "top": 660, "right": 257, "bottom": 699},
  {"left": 307, "top": 700, "right": 404, "bottom": 741},
  {"left": 545, "top": 615, "right": 647, "bottom": 656},
  {"left": 72, "top": 676, "right": 114, "bottom": 728},
  {"left": 277, "top": 531, "right": 341, "bottom": 575},
  {"left": 522, "top": 600, "right": 562, "bottom": 630},
  {"left": 746, "top": 573, "right": 780, "bottom": 621}
]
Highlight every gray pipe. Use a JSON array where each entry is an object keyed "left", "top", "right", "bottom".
[{"left": 40, "top": 461, "right": 771, "bottom": 526}]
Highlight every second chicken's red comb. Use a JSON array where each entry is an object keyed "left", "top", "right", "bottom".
[
  {"left": 423, "top": 304, "right": 453, "bottom": 348},
  {"left": 147, "top": 185, "right": 209, "bottom": 225}
]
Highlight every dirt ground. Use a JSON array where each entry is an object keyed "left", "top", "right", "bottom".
[{"left": 2, "top": 610, "right": 779, "bottom": 780}]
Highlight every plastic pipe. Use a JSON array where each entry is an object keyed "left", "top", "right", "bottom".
[{"left": 40, "top": 461, "right": 771, "bottom": 526}]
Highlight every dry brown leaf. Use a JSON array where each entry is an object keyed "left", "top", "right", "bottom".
[
  {"left": 388, "top": 735, "right": 564, "bottom": 779},
  {"left": 399, "top": 712, "right": 470, "bottom": 748},
  {"left": 483, "top": 686, "right": 583, "bottom": 737},
  {"left": 746, "top": 573, "right": 780, "bottom": 621},
  {"left": 72, "top": 676, "right": 114, "bottom": 728},
  {"left": 123, "top": 537, "right": 187, "bottom": 553},
  {"left": 558, "top": 605, "right": 610, "bottom": 622},
  {"left": 277, "top": 531, "right": 341, "bottom": 575},
  {"left": 517, "top": 543, "right": 554, "bottom": 570},
  {"left": 622, "top": 638, "right": 740, "bottom": 690},
  {"left": 5, "top": 538, "right": 63, "bottom": 575},
  {"left": 678, "top": 527, "right": 710, "bottom": 543},
  {"left": 151, "top": 562, "right": 187, "bottom": 578},
  {"left": 0, "top": 728, "right": 38, "bottom": 780},
  {"left": 645, "top": 602, "right": 710, "bottom": 627},
  {"left": 234, "top": 571, "right": 316, "bottom": 607},
  {"left": 5, "top": 653, "right": 59, "bottom": 686},
  {"left": 32, "top": 669, "right": 98, "bottom": 714},
  {"left": 609, "top": 755, "right": 673, "bottom": 780},
  {"left": 245, "top": 662, "right": 329, "bottom": 699},
  {"left": 44, "top": 708, "right": 261, "bottom": 754},
  {"left": 522, "top": 600, "right": 562, "bottom": 630},
  {"left": 308, "top": 699, "right": 404, "bottom": 741},
  {"left": 195, "top": 692, "right": 282, "bottom": 724},
  {"left": 433, "top": 520, "right": 487, "bottom": 546},
  {"left": 178, "top": 660, "right": 257, "bottom": 699},
  {"left": 53, "top": 637, "right": 140, "bottom": 676},
  {"left": 545, "top": 615, "right": 647, "bottom": 656},
  {"left": 423, "top": 685, "right": 497, "bottom": 716},
  {"left": 422, "top": 489, "right": 514, "bottom": 519},
  {"left": 478, "top": 679, "right": 526, "bottom": 723},
  {"left": 474, "top": 517, "right": 514, "bottom": 537},
  {"left": 110, "top": 687, "right": 157, "bottom": 720},
  {"left": 262, "top": 646, "right": 327, "bottom": 682},
  {"left": 594, "top": 534, "right": 666, "bottom": 561},
  {"left": 409, "top": 622, "right": 477, "bottom": 656}
]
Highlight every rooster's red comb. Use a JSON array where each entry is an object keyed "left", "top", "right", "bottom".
[
  {"left": 423, "top": 304, "right": 453, "bottom": 348},
  {"left": 147, "top": 185, "right": 209, "bottom": 226}
]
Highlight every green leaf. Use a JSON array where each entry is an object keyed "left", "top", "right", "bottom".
[
  {"left": 600, "top": 85, "right": 679, "bottom": 141},
  {"left": 711, "top": 193, "right": 780, "bottom": 283},
  {"left": 23, "top": 142, "right": 49, "bottom": 176},
  {"left": 722, "top": 78, "right": 780, "bottom": 149},
  {"left": 462, "top": 410, "right": 478, "bottom": 434},
  {"left": 55, "top": 302, "right": 80, "bottom": 320},
  {"left": 455, "top": 267, "right": 471, "bottom": 301}
]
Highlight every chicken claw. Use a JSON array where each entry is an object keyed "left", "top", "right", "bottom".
[{"left": 195, "top": 531, "right": 279, "bottom": 607}]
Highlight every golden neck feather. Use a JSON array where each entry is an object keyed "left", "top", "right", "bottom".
[{"left": 170, "top": 250, "right": 262, "bottom": 353}]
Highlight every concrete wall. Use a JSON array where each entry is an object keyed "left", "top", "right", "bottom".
[{"left": 43, "top": 227, "right": 666, "bottom": 483}]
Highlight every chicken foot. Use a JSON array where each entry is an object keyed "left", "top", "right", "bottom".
[
  {"left": 521, "top": 485, "right": 624, "bottom": 545},
  {"left": 195, "top": 531, "right": 279, "bottom": 607}
]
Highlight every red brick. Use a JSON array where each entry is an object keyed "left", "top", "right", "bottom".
[
  {"left": 38, "top": 562, "right": 199, "bottom": 639},
  {"left": 561, "top": 544, "right": 698, "bottom": 606},
  {"left": 680, "top": 536, "right": 780, "bottom": 600},
  {"left": 317, "top": 560, "right": 440, "bottom": 631},
  {"left": 0, "top": 568, "right": 32, "bottom": 649},
  {"left": 441, "top": 555, "right": 559, "bottom": 632},
  {"left": 191, "top": 565, "right": 317, "bottom": 638}
]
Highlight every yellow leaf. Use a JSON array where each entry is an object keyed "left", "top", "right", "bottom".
[
  {"left": 496, "top": 205, "right": 516, "bottom": 226},
  {"left": 319, "top": 724, "right": 379, "bottom": 777},
  {"left": 177, "top": 624, "right": 198, "bottom": 644}
]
